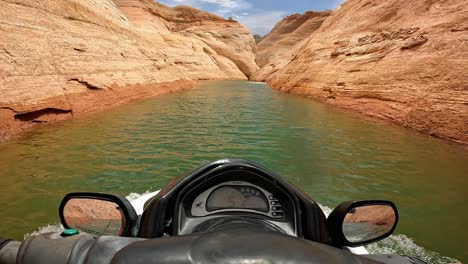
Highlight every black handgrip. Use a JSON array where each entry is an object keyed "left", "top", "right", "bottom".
[
  {"left": 0, "top": 239, "right": 20, "bottom": 264},
  {"left": 0, "top": 238, "right": 12, "bottom": 250}
]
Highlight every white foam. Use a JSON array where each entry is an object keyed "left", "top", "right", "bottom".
[
  {"left": 366, "top": 234, "right": 460, "bottom": 264},
  {"left": 318, "top": 203, "right": 333, "bottom": 216},
  {"left": 24, "top": 224, "right": 63, "bottom": 240},
  {"left": 128, "top": 191, "right": 159, "bottom": 215},
  {"left": 126, "top": 191, "right": 153, "bottom": 202}
]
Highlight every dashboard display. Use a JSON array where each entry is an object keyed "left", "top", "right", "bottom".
[{"left": 205, "top": 185, "right": 269, "bottom": 212}]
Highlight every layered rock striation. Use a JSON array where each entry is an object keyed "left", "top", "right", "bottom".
[
  {"left": 252, "top": 0, "right": 468, "bottom": 144},
  {"left": 0, "top": 0, "right": 258, "bottom": 140},
  {"left": 256, "top": 11, "right": 331, "bottom": 67}
]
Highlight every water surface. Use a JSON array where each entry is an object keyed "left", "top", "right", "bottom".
[{"left": 0, "top": 81, "right": 467, "bottom": 263}]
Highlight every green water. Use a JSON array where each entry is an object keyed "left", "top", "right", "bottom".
[{"left": 0, "top": 81, "right": 467, "bottom": 263}]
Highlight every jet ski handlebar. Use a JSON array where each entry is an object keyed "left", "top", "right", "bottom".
[{"left": 0, "top": 230, "right": 426, "bottom": 264}]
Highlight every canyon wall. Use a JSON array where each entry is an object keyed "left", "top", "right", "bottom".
[
  {"left": 252, "top": 0, "right": 468, "bottom": 144},
  {"left": 0, "top": 0, "right": 258, "bottom": 140},
  {"left": 256, "top": 11, "right": 331, "bottom": 67}
]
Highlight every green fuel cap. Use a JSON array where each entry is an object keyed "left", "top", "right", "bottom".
[{"left": 61, "top": 229, "right": 79, "bottom": 237}]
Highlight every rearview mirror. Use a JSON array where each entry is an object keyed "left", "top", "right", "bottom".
[
  {"left": 327, "top": 200, "right": 398, "bottom": 247},
  {"left": 59, "top": 192, "right": 137, "bottom": 237}
]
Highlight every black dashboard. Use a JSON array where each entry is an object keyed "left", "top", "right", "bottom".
[
  {"left": 177, "top": 170, "right": 297, "bottom": 236},
  {"left": 191, "top": 181, "right": 282, "bottom": 218},
  {"left": 139, "top": 159, "right": 328, "bottom": 243}
]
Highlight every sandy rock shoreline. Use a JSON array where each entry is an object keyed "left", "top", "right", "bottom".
[
  {"left": 261, "top": 84, "right": 468, "bottom": 146},
  {"left": 252, "top": 0, "right": 468, "bottom": 146},
  {"left": 0, "top": 80, "right": 194, "bottom": 142},
  {"left": 0, "top": 0, "right": 258, "bottom": 142}
]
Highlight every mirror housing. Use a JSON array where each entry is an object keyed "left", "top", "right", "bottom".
[
  {"left": 327, "top": 200, "right": 398, "bottom": 247},
  {"left": 59, "top": 192, "right": 138, "bottom": 237}
]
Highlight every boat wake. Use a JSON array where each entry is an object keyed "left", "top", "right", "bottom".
[
  {"left": 24, "top": 192, "right": 460, "bottom": 264},
  {"left": 366, "top": 235, "right": 459, "bottom": 264},
  {"left": 25, "top": 224, "right": 64, "bottom": 239},
  {"left": 126, "top": 191, "right": 153, "bottom": 202}
]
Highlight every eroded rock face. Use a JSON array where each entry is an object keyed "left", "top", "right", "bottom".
[
  {"left": 114, "top": 0, "right": 258, "bottom": 77},
  {"left": 256, "top": 11, "right": 331, "bottom": 67},
  {"left": 0, "top": 0, "right": 258, "bottom": 140},
  {"left": 252, "top": 0, "right": 468, "bottom": 144}
]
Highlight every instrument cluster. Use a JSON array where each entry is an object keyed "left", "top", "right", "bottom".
[{"left": 190, "top": 181, "right": 285, "bottom": 219}]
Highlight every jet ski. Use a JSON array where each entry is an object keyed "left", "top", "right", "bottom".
[{"left": 0, "top": 158, "right": 426, "bottom": 263}]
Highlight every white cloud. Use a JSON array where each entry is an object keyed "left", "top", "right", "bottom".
[
  {"left": 331, "top": 0, "right": 346, "bottom": 8},
  {"left": 200, "top": 0, "right": 250, "bottom": 9},
  {"left": 235, "top": 11, "right": 288, "bottom": 36},
  {"left": 157, "top": 0, "right": 287, "bottom": 35},
  {"left": 160, "top": 0, "right": 252, "bottom": 14}
]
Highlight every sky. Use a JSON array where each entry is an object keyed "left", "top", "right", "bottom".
[{"left": 158, "top": 0, "right": 345, "bottom": 36}]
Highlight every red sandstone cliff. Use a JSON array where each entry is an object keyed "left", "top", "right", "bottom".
[
  {"left": 0, "top": 0, "right": 258, "bottom": 140},
  {"left": 256, "top": 11, "right": 331, "bottom": 67},
  {"left": 252, "top": 0, "right": 468, "bottom": 144}
]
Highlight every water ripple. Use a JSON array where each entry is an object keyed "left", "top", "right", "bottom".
[{"left": 0, "top": 80, "right": 467, "bottom": 262}]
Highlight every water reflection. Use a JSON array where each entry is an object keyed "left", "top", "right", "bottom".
[
  {"left": 343, "top": 204, "right": 396, "bottom": 243},
  {"left": 63, "top": 198, "right": 125, "bottom": 236}
]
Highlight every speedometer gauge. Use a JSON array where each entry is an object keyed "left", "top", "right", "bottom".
[{"left": 206, "top": 185, "right": 269, "bottom": 212}]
